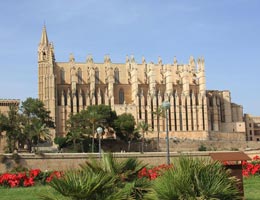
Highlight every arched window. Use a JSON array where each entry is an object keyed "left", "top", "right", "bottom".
[
  {"left": 119, "top": 89, "right": 124, "bottom": 104},
  {"left": 114, "top": 68, "right": 119, "bottom": 84},
  {"left": 95, "top": 68, "right": 99, "bottom": 84},
  {"left": 78, "top": 68, "right": 82, "bottom": 84},
  {"left": 61, "top": 68, "right": 65, "bottom": 84}
]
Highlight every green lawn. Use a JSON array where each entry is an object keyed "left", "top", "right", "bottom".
[
  {"left": 244, "top": 176, "right": 260, "bottom": 200},
  {"left": 0, "top": 185, "right": 64, "bottom": 200},
  {"left": 0, "top": 177, "right": 259, "bottom": 200}
]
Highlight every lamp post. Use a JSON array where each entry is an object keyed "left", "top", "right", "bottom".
[
  {"left": 96, "top": 127, "right": 103, "bottom": 159},
  {"left": 162, "top": 101, "right": 170, "bottom": 165}
]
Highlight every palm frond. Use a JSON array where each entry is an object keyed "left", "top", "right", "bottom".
[{"left": 146, "top": 156, "right": 241, "bottom": 200}]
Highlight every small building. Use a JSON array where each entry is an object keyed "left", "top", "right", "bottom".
[{"left": 244, "top": 114, "right": 260, "bottom": 141}]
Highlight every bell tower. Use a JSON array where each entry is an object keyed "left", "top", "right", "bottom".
[{"left": 38, "top": 25, "right": 56, "bottom": 123}]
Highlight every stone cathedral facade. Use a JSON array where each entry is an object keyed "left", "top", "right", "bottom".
[{"left": 38, "top": 26, "right": 245, "bottom": 141}]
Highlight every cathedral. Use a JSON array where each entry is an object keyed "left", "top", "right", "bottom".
[{"left": 38, "top": 26, "right": 245, "bottom": 141}]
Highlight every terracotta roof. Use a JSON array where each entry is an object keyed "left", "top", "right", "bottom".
[{"left": 209, "top": 152, "right": 251, "bottom": 162}]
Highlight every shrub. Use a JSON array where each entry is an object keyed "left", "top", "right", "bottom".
[
  {"left": 198, "top": 144, "right": 207, "bottom": 151},
  {"left": 145, "top": 156, "right": 241, "bottom": 200}
]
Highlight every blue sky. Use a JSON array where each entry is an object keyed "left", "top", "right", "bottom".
[{"left": 0, "top": 0, "right": 259, "bottom": 115}]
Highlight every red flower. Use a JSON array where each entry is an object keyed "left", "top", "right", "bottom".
[
  {"left": 242, "top": 156, "right": 260, "bottom": 177},
  {"left": 138, "top": 164, "right": 173, "bottom": 180},
  {"left": 23, "top": 177, "right": 34, "bottom": 187},
  {"left": 46, "top": 171, "right": 63, "bottom": 183},
  {"left": 253, "top": 155, "right": 260, "bottom": 161},
  {"left": 29, "top": 169, "right": 41, "bottom": 178}
]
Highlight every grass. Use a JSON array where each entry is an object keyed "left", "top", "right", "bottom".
[
  {"left": 0, "top": 185, "right": 64, "bottom": 200},
  {"left": 0, "top": 177, "right": 260, "bottom": 199},
  {"left": 244, "top": 176, "right": 260, "bottom": 200}
]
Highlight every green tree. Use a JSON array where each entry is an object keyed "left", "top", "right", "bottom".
[
  {"left": 20, "top": 98, "right": 54, "bottom": 152},
  {"left": 31, "top": 118, "right": 51, "bottom": 147},
  {"left": 152, "top": 106, "right": 165, "bottom": 151},
  {"left": 114, "top": 113, "right": 136, "bottom": 151},
  {"left": 66, "top": 111, "right": 91, "bottom": 151},
  {"left": 66, "top": 105, "right": 117, "bottom": 152},
  {"left": 86, "top": 105, "right": 117, "bottom": 152},
  {"left": 21, "top": 97, "right": 54, "bottom": 128},
  {"left": 86, "top": 108, "right": 103, "bottom": 152},
  {"left": 0, "top": 105, "right": 21, "bottom": 152},
  {"left": 135, "top": 121, "right": 151, "bottom": 153}
]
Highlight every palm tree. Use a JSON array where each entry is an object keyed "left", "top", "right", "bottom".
[
  {"left": 152, "top": 106, "right": 165, "bottom": 151},
  {"left": 41, "top": 153, "right": 151, "bottom": 200},
  {"left": 32, "top": 119, "right": 51, "bottom": 145},
  {"left": 145, "top": 156, "right": 241, "bottom": 200},
  {"left": 40, "top": 170, "right": 129, "bottom": 200},
  {"left": 86, "top": 110, "right": 103, "bottom": 152},
  {"left": 80, "top": 153, "right": 151, "bottom": 199},
  {"left": 66, "top": 130, "right": 83, "bottom": 151},
  {"left": 30, "top": 119, "right": 51, "bottom": 152},
  {"left": 135, "top": 121, "right": 150, "bottom": 153},
  {"left": 81, "top": 153, "right": 145, "bottom": 179}
]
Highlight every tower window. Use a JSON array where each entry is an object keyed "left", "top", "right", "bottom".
[
  {"left": 114, "top": 68, "right": 119, "bottom": 84},
  {"left": 119, "top": 89, "right": 124, "bottom": 104},
  {"left": 61, "top": 68, "right": 65, "bottom": 84},
  {"left": 78, "top": 68, "right": 82, "bottom": 84},
  {"left": 95, "top": 68, "right": 99, "bottom": 84}
]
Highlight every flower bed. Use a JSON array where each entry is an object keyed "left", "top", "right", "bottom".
[
  {"left": 138, "top": 164, "right": 173, "bottom": 180},
  {"left": 0, "top": 169, "right": 62, "bottom": 188},
  {"left": 243, "top": 155, "right": 260, "bottom": 177},
  {"left": 1, "top": 155, "right": 260, "bottom": 188}
]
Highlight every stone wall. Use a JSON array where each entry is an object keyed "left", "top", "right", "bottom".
[
  {"left": 209, "top": 132, "right": 246, "bottom": 141},
  {"left": 1, "top": 151, "right": 260, "bottom": 173}
]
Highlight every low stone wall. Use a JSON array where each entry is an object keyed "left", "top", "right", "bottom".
[
  {"left": 209, "top": 132, "right": 246, "bottom": 141},
  {"left": 1, "top": 151, "right": 260, "bottom": 173},
  {"left": 159, "top": 139, "right": 260, "bottom": 152}
]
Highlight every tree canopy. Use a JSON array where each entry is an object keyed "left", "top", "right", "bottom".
[
  {"left": 114, "top": 113, "right": 137, "bottom": 142},
  {"left": 0, "top": 98, "right": 54, "bottom": 152},
  {"left": 66, "top": 105, "right": 117, "bottom": 152},
  {"left": 0, "top": 105, "right": 21, "bottom": 152}
]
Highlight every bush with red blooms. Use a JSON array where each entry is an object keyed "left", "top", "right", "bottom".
[
  {"left": 138, "top": 164, "right": 173, "bottom": 180},
  {"left": 45, "top": 171, "right": 63, "bottom": 183},
  {"left": 0, "top": 169, "right": 62, "bottom": 188},
  {"left": 242, "top": 155, "right": 260, "bottom": 177}
]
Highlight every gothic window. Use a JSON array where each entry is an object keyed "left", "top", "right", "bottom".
[
  {"left": 61, "top": 68, "right": 65, "bottom": 84},
  {"left": 209, "top": 97, "right": 213, "bottom": 107},
  {"left": 43, "top": 51, "right": 46, "bottom": 60},
  {"left": 78, "top": 68, "right": 82, "bottom": 84},
  {"left": 119, "top": 89, "right": 124, "bottom": 104},
  {"left": 95, "top": 68, "right": 99, "bottom": 84},
  {"left": 114, "top": 68, "right": 119, "bottom": 84}
]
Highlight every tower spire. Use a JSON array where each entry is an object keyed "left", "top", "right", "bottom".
[{"left": 40, "top": 25, "right": 49, "bottom": 45}]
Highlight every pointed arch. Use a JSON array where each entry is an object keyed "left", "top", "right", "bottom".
[
  {"left": 95, "top": 67, "right": 99, "bottom": 84},
  {"left": 78, "top": 68, "right": 82, "bottom": 84},
  {"left": 60, "top": 68, "right": 65, "bottom": 84},
  {"left": 114, "top": 67, "right": 119, "bottom": 84},
  {"left": 119, "top": 88, "right": 124, "bottom": 104}
]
